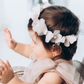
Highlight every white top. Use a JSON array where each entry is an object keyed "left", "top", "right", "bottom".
[{"left": 19, "top": 52, "right": 81, "bottom": 84}]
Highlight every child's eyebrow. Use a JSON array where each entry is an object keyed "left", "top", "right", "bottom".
[{"left": 31, "top": 33, "right": 38, "bottom": 42}]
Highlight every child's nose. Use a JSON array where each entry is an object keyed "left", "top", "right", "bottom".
[{"left": 30, "top": 41, "right": 34, "bottom": 47}]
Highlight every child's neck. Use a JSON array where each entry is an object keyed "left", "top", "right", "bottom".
[
  {"left": 56, "top": 59, "right": 73, "bottom": 65},
  {"left": 37, "top": 57, "right": 72, "bottom": 65}
]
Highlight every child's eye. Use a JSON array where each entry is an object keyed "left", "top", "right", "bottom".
[
  {"left": 33, "top": 40, "right": 36, "bottom": 44},
  {"left": 34, "top": 41, "right": 36, "bottom": 44}
]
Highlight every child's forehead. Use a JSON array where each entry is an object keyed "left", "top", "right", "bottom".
[{"left": 29, "top": 30, "right": 39, "bottom": 41}]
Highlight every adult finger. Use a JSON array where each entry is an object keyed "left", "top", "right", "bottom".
[
  {"left": 0, "top": 66, "right": 4, "bottom": 71},
  {"left": 0, "top": 59, "right": 8, "bottom": 70},
  {"left": 6, "top": 60, "right": 11, "bottom": 68},
  {"left": 0, "top": 71, "right": 2, "bottom": 75}
]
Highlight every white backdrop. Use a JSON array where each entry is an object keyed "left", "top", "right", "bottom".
[
  {"left": 0, "top": 0, "right": 84, "bottom": 66},
  {"left": 0, "top": 0, "right": 32, "bottom": 66}
]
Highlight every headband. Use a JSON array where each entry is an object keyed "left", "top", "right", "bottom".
[{"left": 30, "top": 2, "right": 78, "bottom": 47}]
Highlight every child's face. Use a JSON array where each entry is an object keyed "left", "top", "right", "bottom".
[{"left": 29, "top": 30, "right": 52, "bottom": 59}]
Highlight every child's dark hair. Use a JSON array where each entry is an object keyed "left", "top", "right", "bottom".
[{"left": 28, "top": 6, "right": 80, "bottom": 60}]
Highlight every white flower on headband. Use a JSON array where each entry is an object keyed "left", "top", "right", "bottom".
[
  {"left": 32, "top": 18, "right": 54, "bottom": 43},
  {"left": 31, "top": 2, "right": 51, "bottom": 21},
  {"left": 30, "top": 2, "right": 78, "bottom": 47},
  {"left": 64, "top": 35, "right": 78, "bottom": 47},
  {"left": 51, "top": 30, "right": 65, "bottom": 45}
]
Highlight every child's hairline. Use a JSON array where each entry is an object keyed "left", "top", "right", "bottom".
[{"left": 28, "top": 28, "right": 55, "bottom": 52}]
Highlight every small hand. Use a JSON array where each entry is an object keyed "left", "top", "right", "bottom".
[
  {"left": 0, "top": 59, "right": 14, "bottom": 84},
  {"left": 3, "top": 28, "right": 17, "bottom": 49}
]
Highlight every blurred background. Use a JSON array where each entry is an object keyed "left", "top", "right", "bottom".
[{"left": 0, "top": 0, "right": 84, "bottom": 66}]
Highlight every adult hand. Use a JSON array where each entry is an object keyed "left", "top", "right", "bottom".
[{"left": 0, "top": 59, "right": 14, "bottom": 84}]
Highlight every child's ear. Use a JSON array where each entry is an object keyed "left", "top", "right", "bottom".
[{"left": 51, "top": 44, "right": 62, "bottom": 57}]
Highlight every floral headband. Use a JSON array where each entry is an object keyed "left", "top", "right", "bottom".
[{"left": 30, "top": 2, "right": 78, "bottom": 47}]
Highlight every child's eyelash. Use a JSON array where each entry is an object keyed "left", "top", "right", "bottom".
[
  {"left": 34, "top": 41, "right": 36, "bottom": 44},
  {"left": 33, "top": 40, "right": 36, "bottom": 44}
]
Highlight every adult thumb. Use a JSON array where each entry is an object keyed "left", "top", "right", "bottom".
[{"left": 6, "top": 60, "right": 11, "bottom": 68}]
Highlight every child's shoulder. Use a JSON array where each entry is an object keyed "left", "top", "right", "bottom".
[{"left": 38, "top": 71, "right": 63, "bottom": 84}]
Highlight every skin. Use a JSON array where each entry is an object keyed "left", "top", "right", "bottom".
[
  {"left": 0, "top": 28, "right": 72, "bottom": 84},
  {"left": 0, "top": 60, "right": 14, "bottom": 83},
  {"left": 29, "top": 30, "right": 72, "bottom": 65},
  {"left": 29, "top": 30, "right": 53, "bottom": 59}
]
